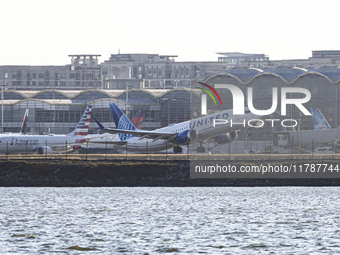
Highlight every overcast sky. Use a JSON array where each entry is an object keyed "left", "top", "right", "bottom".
[{"left": 1, "top": 0, "right": 340, "bottom": 65}]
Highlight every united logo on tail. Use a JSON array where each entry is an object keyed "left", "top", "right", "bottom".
[{"left": 109, "top": 103, "right": 136, "bottom": 141}]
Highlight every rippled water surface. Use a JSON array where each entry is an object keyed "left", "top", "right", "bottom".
[{"left": 0, "top": 187, "right": 339, "bottom": 254}]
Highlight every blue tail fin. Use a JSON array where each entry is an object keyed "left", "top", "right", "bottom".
[
  {"left": 93, "top": 116, "right": 105, "bottom": 133},
  {"left": 109, "top": 103, "right": 136, "bottom": 141},
  {"left": 311, "top": 107, "right": 331, "bottom": 130}
]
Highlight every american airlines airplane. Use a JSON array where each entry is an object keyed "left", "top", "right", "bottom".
[
  {"left": 102, "top": 103, "right": 258, "bottom": 153},
  {"left": 0, "top": 105, "right": 93, "bottom": 154}
]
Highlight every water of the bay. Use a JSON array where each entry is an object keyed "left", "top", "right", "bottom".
[{"left": 0, "top": 187, "right": 339, "bottom": 254}]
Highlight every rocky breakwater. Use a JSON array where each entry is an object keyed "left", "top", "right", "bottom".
[{"left": 0, "top": 159, "right": 339, "bottom": 186}]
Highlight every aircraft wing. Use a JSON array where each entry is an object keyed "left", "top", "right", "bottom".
[
  {"left": 103, "top": 128, "right": 178, "bottom": 141},
  {"left": 84, "top": 135, "right": 112, "bottom": 142},
  {"left": 88, "top": 140, "right": 127, "bottom": 145}
]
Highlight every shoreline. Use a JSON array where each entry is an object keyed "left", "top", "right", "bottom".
[{"left": 0, "top": 159, "right": 339, "bottom": 187}]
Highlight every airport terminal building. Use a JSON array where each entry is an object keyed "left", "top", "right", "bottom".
[
  {"left": 0, "top": 88, "right": 200, "bottom": 135},
  {"left": 202, "top": 67, "right": 340, "bottom": 151},
  {"left": 203, "top": 67, "right": 340, "bottom": 129},
  {"left": 1, "top": 52, "right": 340, "bottom": 152},
  {"left": 2, "top": 67, "right": 340, "bottom": 134}
]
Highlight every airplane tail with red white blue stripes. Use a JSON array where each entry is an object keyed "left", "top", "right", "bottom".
[
  {"left": 68, "top": 105, "right": 93, "bottom": 137},
  {"left": 131, "top": 110, "right": 144, "bottom": 129},
  {"left": 19, "top": 109, "right": 29, "bottom": 135}
]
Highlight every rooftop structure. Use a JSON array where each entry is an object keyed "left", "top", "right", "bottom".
[
  {"left": 217, "top": 52, "right": 269, "bottom": 67},
  {"left": 244, "top": 50, "right": 340, "bottom": 68},
  {"left": 69, "top": 54, "right": 101, "bottom": 68}
]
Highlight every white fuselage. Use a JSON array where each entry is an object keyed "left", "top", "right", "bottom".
[
  {"left": 0, "top": 134, "right": 86, "bottom": 154},
  {"left": 86, "top": 133, "right": 119, "bottom": 149},
  {"left": 119, "top": 122, "right": 190, "bottom": 152}
]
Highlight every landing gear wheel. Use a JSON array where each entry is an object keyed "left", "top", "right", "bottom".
[
  {"left": 173, "top": 146, "right": 183, "bottom": 154},
  {"left": 196, "top": 146, "right": 206, "bottom": 153}
]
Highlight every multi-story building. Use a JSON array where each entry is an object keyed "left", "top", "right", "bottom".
[
  {"left": 3, "top": 51, "right": 340, "bottom": 92},
  {"left": 0, "top": 55, "right": 102, "bottom": 90},
  {"left": 0, "top": 53, "right": 226, "bottom": 91},
  {"left": 245, "top": 50, "right": 340, "bottom": 68},
  {"left": 102, "top": 53, "right": 227, "bottom": 89}
]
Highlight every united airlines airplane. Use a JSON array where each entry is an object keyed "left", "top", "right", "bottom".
[
  {"left": 0, "top": 105, "right": 93, "bottom": 154},
  {"left": 102, "top": 103, "right": 258, "bottom": 153}
]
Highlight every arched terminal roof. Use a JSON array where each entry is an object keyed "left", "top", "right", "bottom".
[
  {"left": 1, "top": 88, "right": 201, "bottom": 103},
  {"left": 32, "top": 90, "right": 69, "bottom": 99},
  {"left": 203, "top": 67, "right": 340, "bottom": 84},
  {"left": 309, "top": 67, "right": 340, "bottom": 82},
  {"left": 204, "top": 68, "right": 262, "bottom": 84},
  {"left": 2, "top": 90, "right": 27, "bottom": 100},
  {"left": 262, "top": 67, "right": 307, "bottom": 83}
]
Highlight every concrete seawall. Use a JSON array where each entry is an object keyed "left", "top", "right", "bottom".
[{"left": 0, "top": 159, "right": 339, "bottom": 187}]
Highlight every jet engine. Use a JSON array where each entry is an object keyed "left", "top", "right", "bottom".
[
  {"left": 214, "top": 131, "right": 238, "bottom": 144},
  {"left": 175, "top": 129, "right": 198, "bottom": 145},
  {"left": 37, "top": 146, "right": 53, "bottom": 154}
]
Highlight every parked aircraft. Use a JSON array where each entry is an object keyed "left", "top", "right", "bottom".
[
  {"left": 131, "top": 110, "right": 144, "bottom": 129},
  {"left": 0, "top": 105, "right": 93, "bottom": 154},
  {"left": 101, "top": 103, "right": 257, "bottom": 153}
]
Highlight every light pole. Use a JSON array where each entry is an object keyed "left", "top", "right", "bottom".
[
  {"left": 0, "top": 80, "right": 6, "bottom": 133},
  {"left": 161, "top": 97, "right": 188, "bottom": 125},
  {"left": 161, "top": 97, "right": 175, "bottom": 125},
  {"left": 126, "top": 83, "right": 129, "bottom": 118}
]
